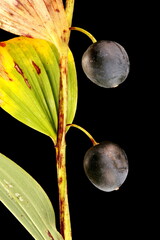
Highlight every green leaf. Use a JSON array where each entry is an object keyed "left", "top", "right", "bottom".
[
  {"left": 0, "top": 37, "right": 77, "bottom": 143},
  {"left": 67, "top": 49, "right": 77, "bottom": 126},
  {"left": 0, "top": 153, "right": 63, "bottom": 240}
]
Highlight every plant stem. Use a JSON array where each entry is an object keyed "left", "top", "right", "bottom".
[
  {"left": 55, "top": 54, "right": 72, "bottom": 240},
  {"left": 54, "top": 1, "right": 76, "bottom": 239},
  {"left": 67, "top": 123, "right": 98, "bottom": 146},
  {"left": 65, "top": 0, "right": 75, "bottom": 26}
]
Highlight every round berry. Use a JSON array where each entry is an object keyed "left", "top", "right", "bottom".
[
  {"left": 83, "top": 141, "right": 128, "bottom": 192},
  {"left": 82, "top": 40, "right": 130, "bottom": 88}
]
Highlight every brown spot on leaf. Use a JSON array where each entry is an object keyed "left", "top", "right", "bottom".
[
  {"left": 15, "top": 0, "right": 32, "bottom": 16},
  {"left": 61, "top": 36, "right": 67, "bottom": 43},
  {"left": 14, "top": 62, "right": 23, "bottom": 75},
  {"left": 47, "top": 231, "right": 54, "bottom": 240},
  {"left": 0, "top": 42, "right": 6, "bottom": 47},
  {"left": 15, "top": 0, "right": 23, "bottom": 8},
  {"left": 60, "top": 29, "right": 68, "bottom": 43},
  {"left": 24, "top": 34, "right": 33, "bottom": 38},
  {"left": 32, "top": 61, "right": 41, "bottom": 75},
  {"left": 9, "top": 12, "right": 14, "bottom": 16},
  {"left": 55, "top": 8, "right": 60, "bottom": 12},
  {"left": 4, "top": 71, "right": 14, "bottom": 81},
  {"left": 14, "top": 62, "right": 31, "bottom": 89},
  {"left": 24, "top": 78, "right": 32, "bottom": 89}
]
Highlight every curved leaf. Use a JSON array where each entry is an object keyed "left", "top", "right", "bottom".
[
  {"left": 0, "top": 153, "right": 63, "bottom": 240},
  {"left": 0, "top": 37, "right": 77, "bottom": 143},
  {"left": 67, "top": 48, "right": 77, "bottom": 125},
  {"left": 0, "top": 0, "right": 69, "bottom": 50}
]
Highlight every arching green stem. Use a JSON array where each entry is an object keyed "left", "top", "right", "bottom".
[
  {"left": 67, "top": 123, "right": 98, "bottom": 146},
  {"left": 69, "top": 27, "right": 97, "bottom": 43}
]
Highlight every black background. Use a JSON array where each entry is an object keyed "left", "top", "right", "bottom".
[{"left": 0, "top": 1, "right": 154, "bottom": 239}]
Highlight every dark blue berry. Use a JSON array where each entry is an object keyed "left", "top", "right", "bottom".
[
  {"left": 83, "top": 141, "right": 128, "bottom": 192},
  {"left": 82, "top": 40, "right": 130, "bottom": 88}
]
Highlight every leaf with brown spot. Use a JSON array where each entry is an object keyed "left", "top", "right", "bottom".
[
  {"left": 0, "top": 37, "right": 77, "bottom": 143},
  {"left": 0, "top": 0, "right": 70, "bottom": 51}
]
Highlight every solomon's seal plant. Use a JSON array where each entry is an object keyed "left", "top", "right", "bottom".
[{"left": 0, "top": 1, "right": 130, "bottom": 240}]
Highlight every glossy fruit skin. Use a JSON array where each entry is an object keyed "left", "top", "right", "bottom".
[
  {"left": 82, "top": 40, "right": 130, "bottom": 88},
  {"left": 83, "top": 141, "right": 128, "bottom": 192}
]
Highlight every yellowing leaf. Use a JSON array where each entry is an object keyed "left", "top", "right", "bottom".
[
  {"left": 0, "top": 37, "right": 77, "bottom": 143},
  {"left": 0, "top": 0, "right": 69, "bottom": 51},
  {"left": 0, "top": 153, "right": 63, "bottom": 240}
]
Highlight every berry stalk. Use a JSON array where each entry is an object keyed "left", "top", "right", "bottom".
[
  {"left": 69, "top": 27, "right": 97, "bottom": 43},
  {"left": 67, "top": 123, "right": 98, "bottom": 146}
]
